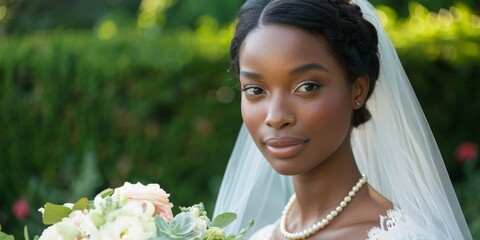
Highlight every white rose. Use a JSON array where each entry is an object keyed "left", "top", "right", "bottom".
[
  {"left": 95, "top": 216, "right": 155, "bottom": 240},
  {"left": 38, "top": 225, "right": 62, "bottom": 240},
  {"left": 90, "top": 207, "right": 156, "bottom": 240},
  {"left": 89, "top": 200, "right": 156, "bottom": 240},
  {"left": 67, "top": 210, "right": 97, "bottom": 236}
]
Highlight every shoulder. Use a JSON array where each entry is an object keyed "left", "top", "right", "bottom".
[
  {"left": 366, "top": 207, "right": 433, "bottom": 240},
  {"left": 332, "top": 185, "right": 393, "bottom": 239}
]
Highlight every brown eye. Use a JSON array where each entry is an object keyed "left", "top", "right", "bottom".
[
  {"left": 296, "top": 82, "right": 319, "bottom": 93},
  {"left": 242, "top": 86, "right": 266, "bottom": 97}
]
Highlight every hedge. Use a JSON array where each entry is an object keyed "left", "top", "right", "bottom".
[{"left": 0, "top": 3, "right": 479, "bottom": 238}]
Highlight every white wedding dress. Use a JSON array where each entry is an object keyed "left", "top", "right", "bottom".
[{"left": 249, "top": 208, "right": 434, "bottom": 240}]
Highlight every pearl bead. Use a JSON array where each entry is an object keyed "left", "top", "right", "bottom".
[
  {"left": 349, "top": 191, "right": 356, "bottom": 197},
  {"left": 331, "top": 210, "right": 338, "bottom": 216},
  {"left": 340, "top": 201, "right": 347, "bottom": 207},
  {"left": 327, "top": 214, "right": 333, "bottom": 221}
]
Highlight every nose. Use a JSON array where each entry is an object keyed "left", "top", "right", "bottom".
[{"left": 265, "top": 95, "right": 296, "bottom": 129}]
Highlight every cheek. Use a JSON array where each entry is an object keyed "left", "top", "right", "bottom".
[
  {"left": 306, "top": 91, "right": 352, "bottom": 137},
  {"left": 241, "top": 98, "right": 263, "bottom": 134}
]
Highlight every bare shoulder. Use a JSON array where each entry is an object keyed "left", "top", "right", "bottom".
[
  {"left": 366, "top": 185, "right": 393, "bottom": 212},
  {"left": 324, "top": 185, "right": 393, "bottom": 239},
  {"left": 352, "top": 184, "right": 393, "bottom": 226},
  {"left": 363, "top": 184, "right": 393, "bottom": 219},
  {"left": 330, "top": 222, "right": 380, "bottom": 240}
]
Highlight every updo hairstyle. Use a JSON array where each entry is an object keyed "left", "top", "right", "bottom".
[{"left": 230, "top": 0, "right": 380, "bottom": 127}]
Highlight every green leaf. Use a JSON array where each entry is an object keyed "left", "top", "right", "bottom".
[
  {"left": 0, "top": 231, "right": 14, "bottom": 240},
  {"left": 42, "top": 203, "right": 73, "bottom": 224},
  {"left": 225, "top": 234, "right": 236, "bottom": 240},
  {"left": 72, "top": 198, "right": 88, "bottom": 211},
  {"left": 0, "top": 224, "right": 13, "bottom": 240},
  {"left": 236, "top": 219, "right": 254, "bottom": 239},
  {"left": 98, "top": 188, "right": 113, "bottom": 198},
  {"left": 211, "top": 212, "right": 237, "bottom": 228}
]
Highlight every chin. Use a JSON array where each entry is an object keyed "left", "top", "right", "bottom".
[{"left": 267, "top": 158, "right": 305, "bottom": 176}]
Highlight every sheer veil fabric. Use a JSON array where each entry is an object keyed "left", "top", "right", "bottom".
[{"left": 213, "top": 0, "right": 472, "bottom": 239}]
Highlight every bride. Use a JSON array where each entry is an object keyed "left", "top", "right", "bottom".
[{"left": 214, "top": 0, "right": 472, "bottom": 239}]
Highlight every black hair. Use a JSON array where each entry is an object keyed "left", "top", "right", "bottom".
[{"left": 230, "top": 0, "right": 379, "bottom": 127}]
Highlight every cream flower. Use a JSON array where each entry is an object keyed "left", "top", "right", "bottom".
[
  {"left": 39, "top": 210, "right": 96, "bottom": 240},
  {"left": 65, "top": 210, "right": 97, "bottom": 235},
  {"left": 191, "top": 208, "right": 208, "bottom": 236},
  {"left": 114, "top": 182, "right": 174, "bottom": 221},
  {"left": 92, "top": 216, "right": 156, "bottom": 240},
  {"left": 38, "top": 225, "right": 62, "bottom": 240},
  {"left": 90, "top": 200, "right": 156, "bottom": 240}
]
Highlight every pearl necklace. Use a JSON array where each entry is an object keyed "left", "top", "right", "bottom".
[{"left": 280, "top": 174, "right": 367, "bottom": 239}]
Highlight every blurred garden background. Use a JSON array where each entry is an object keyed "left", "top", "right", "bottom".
[{"left": 0, "top": 0, "right": 479, "bottom": 238}]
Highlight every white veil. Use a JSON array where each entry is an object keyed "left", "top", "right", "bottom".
[{"left": 213, "top": 0, "right": 472, "bottom": 239}]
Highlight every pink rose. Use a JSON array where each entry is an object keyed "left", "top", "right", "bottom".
[
  {"left": 115, "top": 182, "right": 174, "bottom": 221},
  {"left": 455, "top": 142, "right": 478, "bottom": 163},
  {"left": 12, "top": 198, "right": 30, "bottom": 221}
]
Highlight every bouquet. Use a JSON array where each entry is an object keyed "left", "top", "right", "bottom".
[{"left": 0, "top": 182, "right": 252, "bottom": 240}]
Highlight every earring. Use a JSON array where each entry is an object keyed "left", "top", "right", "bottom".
[{"left": 356, "top": 102, "right": 361, "bottom": 107}]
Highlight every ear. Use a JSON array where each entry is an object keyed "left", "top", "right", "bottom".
[{"left": 351, "top": 76, "right": 370, "bottom": 109}]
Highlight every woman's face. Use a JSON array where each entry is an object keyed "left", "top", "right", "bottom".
[{"left": 239, "top": 24, "right": 358, "bottom": 175}]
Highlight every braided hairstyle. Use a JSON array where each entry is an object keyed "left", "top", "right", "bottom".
[{"left": 230, "top": 0, "right": 379, "bottom": 127}]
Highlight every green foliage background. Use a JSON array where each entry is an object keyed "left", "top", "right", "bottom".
[{"left": 0, "top": 0, "right": 479, "bottom": 238}]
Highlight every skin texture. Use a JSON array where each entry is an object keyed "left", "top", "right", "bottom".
[{"left": 239, "top": 24, "right": 392, "bottom": 239}]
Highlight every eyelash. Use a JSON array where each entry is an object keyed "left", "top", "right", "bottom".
[
  {"left": 241, "top": 81, "right": 320, "bottom": 97},
  {"left": 295, "top": 81, "right": 320, "bottom": 93},
  {"left": 242, "top": 85, "right": 265, "bottom": 97}
]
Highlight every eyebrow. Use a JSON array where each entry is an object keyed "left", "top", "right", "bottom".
[
  {"left": 239, "top": 71, "right": 261, "bottom": 80},
  {"left": 289, "top": 63, "right": 330, "bottom": 75},
  {"left": 239, "top": 63, "right": 329, "bottom": 80}
]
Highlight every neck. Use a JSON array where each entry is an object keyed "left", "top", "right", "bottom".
[{"left": 291, "top": 138, "right": 363, "bottom": 223}]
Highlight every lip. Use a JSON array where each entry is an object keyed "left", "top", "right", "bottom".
[{"left": 264, "top": 137, "right": 308, "bottom": 159}]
